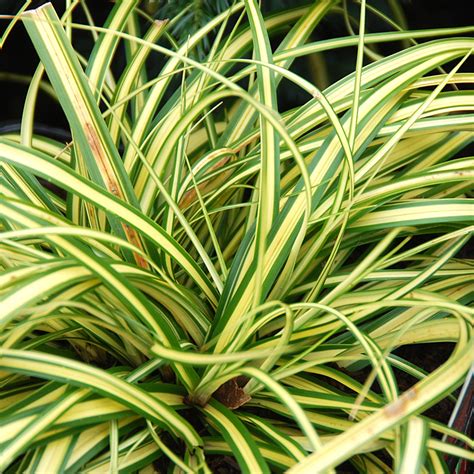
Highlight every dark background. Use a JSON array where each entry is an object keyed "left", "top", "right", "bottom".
[{"left": 0, "top": 0, "right": 472, "bottom": 135}]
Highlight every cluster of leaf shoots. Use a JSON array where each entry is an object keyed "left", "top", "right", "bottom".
[{"left": 0, "top": 0, "right": 473, "bottom": 472}]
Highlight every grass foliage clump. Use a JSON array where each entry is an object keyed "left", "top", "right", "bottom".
[{"left": 0, "top": 1, "right": 473, "bottom": 472}]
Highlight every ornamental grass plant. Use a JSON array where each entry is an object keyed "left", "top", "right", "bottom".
[{"left": 0, "top": 1, "right": 473, "bottom": 472}]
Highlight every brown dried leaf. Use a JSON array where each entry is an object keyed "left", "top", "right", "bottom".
[{"left": 213, "top": 377, "right": 251, "bottom": 409}]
